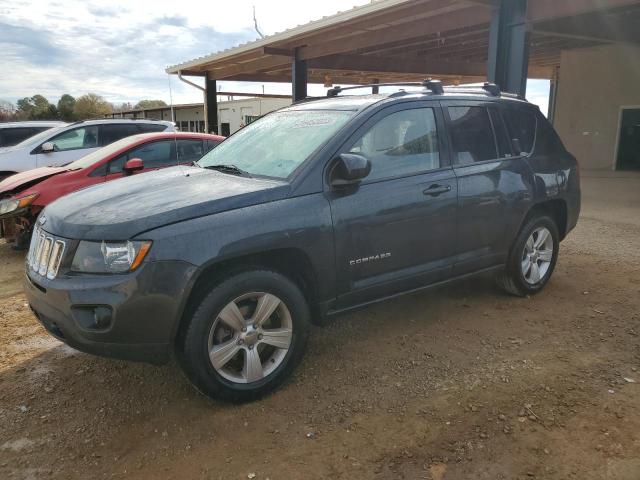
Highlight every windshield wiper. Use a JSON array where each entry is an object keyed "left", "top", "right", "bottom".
[{"left": 202, "top": 164, "right": 252, "bottom": 177}]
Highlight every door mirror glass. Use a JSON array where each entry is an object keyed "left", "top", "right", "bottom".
[
  {"left": 511, "top": 138, "right": 523, "bottom": 156},
  {"left": 41, "top": 142, "right": 55, "bottom": 153},
  {"left": 331, "top": 153, "right": 371, "bottom": 187},
  {"left": 123, "top": 158, "right": 144, "bottom": 175}
]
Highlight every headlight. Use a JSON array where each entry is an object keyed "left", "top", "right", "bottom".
[
  {"left": 0, "top": 193, "right": 38, "bottom": 216},
  {"left": 71, "top": 240, "right": 152, "bottom": 273}
]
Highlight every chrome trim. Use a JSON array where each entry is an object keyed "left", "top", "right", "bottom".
[{"left": 26, "top": 227, "right": 66, "bottom": 280}]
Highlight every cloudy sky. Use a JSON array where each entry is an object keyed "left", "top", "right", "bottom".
[{"left": 0, "top": 0, "right": 549, "bottom": 113}]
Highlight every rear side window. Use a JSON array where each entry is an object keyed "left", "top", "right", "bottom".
[
  {"left": 534, "top": 114, "right": 566, "bottom": 155},
  {"left": 489, "top": 109, "right": 513, "bottom": 158},
  {"left": 347, "top": 107, "right": 440, "bottom": 181},
  {"left": 502, "top": 108, "right": 536, "bottom": 155},
  {"left": 137, "top": 123, "right": 168, "bottom": 133},
  {"left": 0, "top": 128, "right": 34, "bottom": 147},
  {"left": 448, "top": 106, "right": 497, "bottom": 164},
  {"left": 99, "top": 124, "right": 139, "bottom": 146}
]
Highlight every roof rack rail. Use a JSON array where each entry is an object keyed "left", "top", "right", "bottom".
[
  {"left": 327, "top": 79, "right": 445, "bottom": 97},
  {"left": 326, "top": 79, "right": 525, "bottom": 100}
]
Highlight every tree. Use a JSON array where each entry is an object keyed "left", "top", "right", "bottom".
[
  {"left": 112, "top": 102, "right": 134, "bottom": 113},
  {"left": 13, "top": 95, "right": 58, "bottom": 120},
  {"left": 0, "top": 100, "right": 15, "bottom": 122},
  {"left": 15, "top": 97, "right": 34, "bottom": 120},
  {"left": 73, "top": 93, "right": 112, "bottom": 120},
  {"left": 57, "top": 94, "right": 76, "bottom": 122},
  {"left": 134, "top": 99, "right": 167, "bottom": 110},
  {"left": 30, "top": 95, "right": 57, "bottom": 120}
]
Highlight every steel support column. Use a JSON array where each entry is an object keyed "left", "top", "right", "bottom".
[
  {"left": 292, "top": 48, "right": 308, "bottom": 102},
  {"left": 547, "top": 66, "right": 560, "bottom": 124},
  {"left": 205, "top": 73, "right": 218, "bottom": 134},
  {"left": 487, "top": 0, "right": 530, "bottom": 97}
]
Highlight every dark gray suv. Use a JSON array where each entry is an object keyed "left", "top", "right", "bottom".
[{"left": 24, "top": 81, "right": 580, "bottom": 402}]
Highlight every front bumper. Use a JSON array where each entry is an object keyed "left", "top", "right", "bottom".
[{"left": 24, "top": 260, "right": 197, "bottom": 365}]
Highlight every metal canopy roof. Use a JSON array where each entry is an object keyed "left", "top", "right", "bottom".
[{"left": 166, "top": 0, "right": 640, "bottom": 85}]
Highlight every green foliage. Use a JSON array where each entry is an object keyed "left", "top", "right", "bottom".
[
  {"left": 134, "top": 99, "right": 167, "bottom": 110},
  {"left": 13, "top": 95, "right": 58, "bottom": 120},
  {"left": 57, "top": 94, "right": 76, "bottom": 121},
  {"left": 73, "top": 93, "right": 112, "bottom": 120}
]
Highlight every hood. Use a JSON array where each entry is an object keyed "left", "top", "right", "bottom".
[
  {"left": 43, "top": 166, "right": 289, "bottom": 240},
  {"left": 0, "top": 167, "right": 67, "bottom": 195}
]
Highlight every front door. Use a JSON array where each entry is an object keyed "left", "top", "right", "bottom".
[
  {"left": 36, "top": 125, "right": 101, "bottom": 167},
  {"left": 328, "top": 102, "right": 458, "bottom": 307}
]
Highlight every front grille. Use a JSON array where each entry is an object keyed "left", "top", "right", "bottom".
[{"left": 27, "top": 226, "right": 66, "bottom": 280}]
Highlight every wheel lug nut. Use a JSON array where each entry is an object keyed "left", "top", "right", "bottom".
[
  {"left": 237, "top": 339, "right": 244, "bottom": 345},
  {"left": 258, "top": 334, "right": 263, "bottom": 340},
  {"left": 242, "top": 327, "right": 247, "bottom": 332},
  {"left": 249, "top": 345, "right": 254, "bottom": 350}
]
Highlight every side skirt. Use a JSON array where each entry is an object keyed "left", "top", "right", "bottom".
[{"left": 321, "top": 264, "right": 505, "bottom": 318}]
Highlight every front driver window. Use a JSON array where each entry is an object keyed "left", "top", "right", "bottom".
[
  {"left": 348, "top": 108, "right": 440, "bottom": 182},
  {"left": 48, "top": 126, "right": 99, "bottom": 152},
  {"left": 107, "top": 140, "right": 176, "bottom": 174}
]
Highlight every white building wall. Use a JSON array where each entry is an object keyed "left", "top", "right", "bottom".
[
  {"left": 113, "top": 97, "right": 291, "bottom": 136},
  {"left": 216, "top": 98, "right": 291, "bottom": 135}
]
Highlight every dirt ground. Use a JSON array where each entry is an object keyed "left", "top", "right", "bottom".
[{"left": 1, "top": 173, "right": 639, "bottom": 480}]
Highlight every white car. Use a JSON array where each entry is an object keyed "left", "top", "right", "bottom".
[
  {"left": 0, "top": 121, "right": 67, "bottom": 147},
  {"left": 0, "top": 119, "right": 175, "bottom": 177}
]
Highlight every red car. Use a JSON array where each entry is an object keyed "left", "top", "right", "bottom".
[{"left": 0, "top": 132, "right": 224, "bottom": 248}]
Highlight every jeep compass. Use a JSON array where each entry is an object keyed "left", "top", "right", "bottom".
[{"left": 24, "top": 81, "right": 580, "bottom": 402}]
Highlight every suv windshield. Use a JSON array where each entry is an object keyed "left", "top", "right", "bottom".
[{"left": 197, "top": 110, "right": 353, "bottom": 178}]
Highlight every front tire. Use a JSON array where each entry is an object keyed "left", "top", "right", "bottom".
[
  {"left": 179, "top": 269, "right": 310, "bottom": 402},
  {"left": 497, "top": 214, "right": 559, "bottom": 296}
]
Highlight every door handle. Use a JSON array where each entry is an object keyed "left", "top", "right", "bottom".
[{"left": 423, "top": 184, "right": 452, "bottom": 197}]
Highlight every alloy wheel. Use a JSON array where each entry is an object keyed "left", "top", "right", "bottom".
[
  {"left": 521, "top": 227, "right": 554, "bottom": 284},
  {"left": 207, "top": 292, "right": 293, "bottom": 384}
]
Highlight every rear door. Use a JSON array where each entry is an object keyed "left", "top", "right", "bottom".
[
  {"left": 328, "top": 101, "right": 458, "bottom": 307},
  {"left": 442, "top": 100, "right": 534, "bottom": 275},
  {"left": 99, "top": 124, "right": 139, "bottom": 145}
]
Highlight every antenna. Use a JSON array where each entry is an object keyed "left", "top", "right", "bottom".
[
  {"left": 167, "top": 73, "right": 183, "bottom": 174},
  {"left": 167, "top": 74, "right": 175, "bottom": 125},
  {"left": 253, "top": 6, "right": 264, "bottom": 38}
]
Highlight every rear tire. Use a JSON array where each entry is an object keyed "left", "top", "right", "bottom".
[
  {"left": 497, "top": 215, "right": 559, "bottom": 296},
  {"left": 178, "top": 269, "right": 310, "bottom": 402}
]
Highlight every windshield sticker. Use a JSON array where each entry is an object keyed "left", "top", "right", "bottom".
[{"left": 290, "top": 117, "right": 337, "bottom": 128}]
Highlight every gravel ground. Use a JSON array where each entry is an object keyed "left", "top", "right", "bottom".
[{"left": 1, "top": 176, "right": 639, "bottom": 480}]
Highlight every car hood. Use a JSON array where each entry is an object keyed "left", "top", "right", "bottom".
[
  {"left": 43, "top": 166, "right": 290, "bottom": 240},
  {"left": 0, "top": 167, "right": 67, "bottom": 195}
]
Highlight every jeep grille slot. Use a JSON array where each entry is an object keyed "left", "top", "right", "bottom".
[{"left": 27, "top": 226, "right": 66, "bottom": 279}]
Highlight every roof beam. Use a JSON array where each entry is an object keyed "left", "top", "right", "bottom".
[
  {"left": 297, "top": 5, "right": 489, "bottom": 60},
  {"left": 533, "top": 13, "right": 640, "bottom": 44},
  {"left": 210, "top": 55, "right": 292, "bottom": 79},
  {"left": 528, "top": 0, "right": 640, "bottom": 23},
  {"left": 308, "top": 53, "right": 488, "bottom": 77}
]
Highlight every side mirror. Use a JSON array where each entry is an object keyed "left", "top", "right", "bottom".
[
  {"left": 123, "top": 158, "right": 144, "bottom": 175},
  {"left": 511, "top": 138, "right": 523, "bottom": 156},
  {"left": 330, "top": 153, "right": 371, "bottom": 187},
  {"left": 41, "top": 142, "right": 55, "bottom": 153}
]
